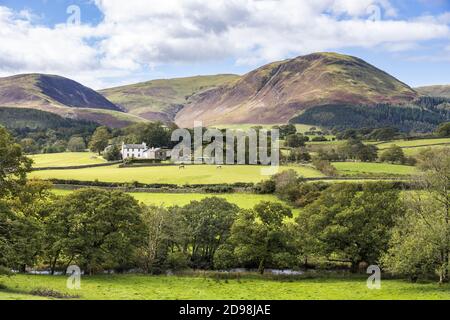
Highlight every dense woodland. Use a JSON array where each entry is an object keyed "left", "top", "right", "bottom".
[
  {"left": 0, "top": 108, "right": 98, "bottom": 154},
  {"left": 291, "top": 97, "right": 450, "bottom": 133}
]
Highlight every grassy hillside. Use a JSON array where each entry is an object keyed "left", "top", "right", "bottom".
[
  {"left": 29, "top": 152, "right": 106, "bottom": 168},
  {"left": 416, "top": 85, "right": 450, "bottom": 98},
  {"left": 30, "top": 165, "right": 324, "bottom": 185},
  {"left": 100, "top": 75, "right": 239, "bottom": 122},
  {"left": 333, "top": 162, "right": 417, "bottom": 176},
  {"left": 176, "top": 52, "right": 418, "bottom": 127},
  {"left": 376, "top": 138, "right": 450, "bottom": 150}
]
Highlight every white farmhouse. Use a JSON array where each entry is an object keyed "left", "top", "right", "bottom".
[{"left": 121, "top": 142, "right": 167, "bottom": 160}]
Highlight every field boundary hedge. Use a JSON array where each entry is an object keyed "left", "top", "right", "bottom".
[
  {"left": 46, "top": 176, "right": 418, "bottom": 194},
  {"left": 32, "top": 161, "right": 122, "bottom": 171},
  {"left": 49, "top": 179, "right": 255, "bottom": 193}
]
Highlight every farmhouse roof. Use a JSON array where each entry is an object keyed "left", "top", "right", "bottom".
[{"left": 123, "top": 143, "right": 147, "bottom": 149}]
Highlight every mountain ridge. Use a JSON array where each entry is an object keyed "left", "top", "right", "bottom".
[{"left": 416, "top": 85, "right": 450, "bottom": 99}]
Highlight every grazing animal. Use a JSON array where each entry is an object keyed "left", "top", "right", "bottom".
[
  {"left": 216, "top": 165, "right": 222, "bottom": 169},
  {"left": 179, "top": 165, "right": 185, "bottom": 169}
]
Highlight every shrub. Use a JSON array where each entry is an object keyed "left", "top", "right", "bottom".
[
  {"left": 253, "top": 179, "right": 276, "bottom": 194},
  {"left": 313, "top": 159, "right": 338, "bottom": 177},
  {"left": 379, "top": 145, "right": 406, "bottom": 164}
]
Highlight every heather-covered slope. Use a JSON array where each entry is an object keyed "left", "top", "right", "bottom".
[{"left": 175, "top": 53, "right": 418, "bottom": 127}]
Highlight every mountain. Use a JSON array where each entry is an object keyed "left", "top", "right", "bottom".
[
  {"left": 100, "top": 75, "right": 239, "bottom": 122},
  {"left": 0, "top": 74, "right": 143, "bottom": 127},
  {"left": 416, "top": 85, "right": 450, "bottom": 99},
  {"left": 175, "top": 53, "right": 418, "bottom": 127}
]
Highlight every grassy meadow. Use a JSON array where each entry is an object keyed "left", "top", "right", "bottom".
[
  {"left": 29, "top": 152, "right": 106, "bottom": 168},
  {"left": 375, "top": 138, "right": 450, "bottom": 149},
  {"left": 374, "top": 138, "right": 450, "bottom": 156},
  {"left": 52, "top": 189, "right": 287, "bottom": 210},
  {"left": 2, "top": 274, "right": 450, "bottom": 300},
  {"left": 30, "top": 164, "right": 324, "bottom": 185},
  {"left": 333, "top": 162, "right": 418, "bottom": 176}
]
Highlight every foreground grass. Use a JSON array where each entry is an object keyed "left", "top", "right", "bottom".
[
  {"left": 30, "top": 165, "right": 324, "bottom": 185},
  {"left": 29, "top": 152, "right": 106, "bottom": 168},
  {"left": 1, "top": 274, "right": 450, "bottom": 300},
  {"left": 333, "top": 162, "right": 417, "bottom": 176},
  {"left": 52, "top": 190, "right": 285, "bottom": 209}
]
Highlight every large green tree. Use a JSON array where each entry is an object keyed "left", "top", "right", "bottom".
[
  {"left": 0, "top": 127, "right": 32, "bottom": 197},
  {"left": 67, "top": 136, "right": 86, "bottom": 152},
  {"left": 379, "top": 145, "right": 406, "bottom": 164},
  {"left": 338, "top": 139, "right": 378, "bottom": 162},
  {"left": 297, "top": 182, "right": 402, "bottom": 272},
  {"left": 89, "top": 126, "right": 110, "bottom": 155},
  {"left": 45, "top": 189, "right": 144, "bottom": 274},
  {"left": 285, "top": 133, "right": 308, "bottom": 148},
  {"left": 137, "top": 205, "right": 178, "bottom": 274},
  {"left": 179, "top": 197, "right": 239, "bottom": 269},
  {"left": 218, "top": 202, "right": 295, "bottom": 274},
  {"left": 124, "top": 122, "right": 173, "bottom": 148},
  {"left": 382, "top": 148, "right": 450, "bottom": 283}
]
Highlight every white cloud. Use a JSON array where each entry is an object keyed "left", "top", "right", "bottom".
[{"left": 0, "top": 1, "right": 449, "bottom": 89}]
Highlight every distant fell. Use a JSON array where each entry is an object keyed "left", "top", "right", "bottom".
[{"left": 175, "top": 52, "right": 418, "bottom": 127}]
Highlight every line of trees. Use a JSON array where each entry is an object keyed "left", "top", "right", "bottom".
[{"left": 313, "top": 138, "right": 417, "bottom": 166}]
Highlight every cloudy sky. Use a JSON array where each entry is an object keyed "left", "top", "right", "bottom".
[{"left": 0, "top": 0, "right": 449, "bottom": 89}]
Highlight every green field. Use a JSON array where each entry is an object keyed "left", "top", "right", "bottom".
[
  {"left": 401, "top": 146, "right": 448, "bottom": 156},
  {"left": 333, "top": 162, "right": 418, "bottom": 176},
  {"left": 29, "top": 152, "right": 106, "bottom": 168},
  {"left": 52, "top": 190, "right": 286, "bottom": 209},
  {"left": 30, "top": 165, "right": 324, "bottom": 185},
  {"left": 1, "top": 274, "right": 450, "bottom": 300},
  {"left": 375, "top": 138, "right": 450, "bottom": 150}
]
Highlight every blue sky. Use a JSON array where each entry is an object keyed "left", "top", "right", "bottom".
[{"left": 0, "top": 0, "right": 449, "bottom": 89}]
